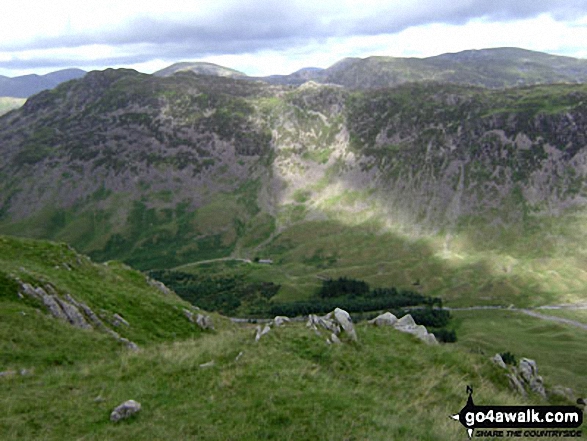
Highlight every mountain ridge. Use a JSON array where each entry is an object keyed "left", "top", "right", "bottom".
[{"left": 0, "top": 68, "right": 585, "bottom": 306}]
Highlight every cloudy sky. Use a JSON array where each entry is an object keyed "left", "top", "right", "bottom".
[{"left": 2, "top": 0, "right": 587, "bottom": 77}]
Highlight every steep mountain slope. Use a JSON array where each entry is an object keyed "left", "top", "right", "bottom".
[
  {"left": 0, "top": 68, "right": 86, "bottom": 98},
  {"left": 0, "top": 68, "right": 585, "bottom": 306}
]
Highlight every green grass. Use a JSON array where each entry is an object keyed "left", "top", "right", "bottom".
[
  {"left": 453, "top": 309, "right": 587, "bottom": 394},
  {"left": 0, "top": 235, "right": 582, "bottom": 440},
  {"left": 533, "top": 308, "right": 587, "bottom": 325},
  {"left": 0, "top": 234, "right": 215, "bottom": 367},
  {"left": 0, "top": 321, "right": 551, "bottom": 440}
]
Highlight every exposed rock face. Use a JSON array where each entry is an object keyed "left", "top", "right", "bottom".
[
  {"left": 519, "top": 358, "right": 546, "bottom": 398},
  {"left": 333, "top": 308, "right": 358, "bottom": 342},
  {"left": 368, "top": 312, "right": 398, "bottom": 327},
  {"left": 20, "top": 283, "right": 91, "bottom": 329},
  {"left": 503, "top": 357, "right": 547, "bottom": 399},
  {"left": 392, "top": 313, "right": 438, "bottom": 345},
  {"left": 110, "top": 400, "right": 141, "bottom": 422},
  {"left": 19, "top": 282, "right": 139, "bottom": 350}
]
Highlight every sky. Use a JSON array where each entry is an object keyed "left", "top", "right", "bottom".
[{"left": 2, "top": 0, "right": 587, "bottom": 77}]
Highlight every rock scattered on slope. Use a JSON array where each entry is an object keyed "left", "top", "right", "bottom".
[
  {"left": 333, "top": 308, "right": 358, "bottom": 342},
  {"left": 368, "top": 312, "right": 398, "bottom": 327},
  {"left": 147, "top": 278, "right": 173, "bottom": 296},
  {"left": 112, "top": 313, "right": 130, "bottom": 327},
  {"left": 370, "top": 312, "right": 437, "bottom": 345},
  {"left": 307, "top": 308, "right": 357, "bottom": 342},
  {"left": 194, "top": 314, "right": 213, "bottom": 330},
  {"left": 110, "top": 400, "right": 141, "bottom": 422},
  {"left": 255, "top": 324, "right": 271, "bottom": 342},
  {"left": 273, "top": 316, "right": 290, "bottom": 327},
  {"left": 502, "top": 357, "right": 547, "bottom": 398},
  {"left": 393, "top": 314, "right": 437, "bottom": 345},
  {"left": 19, "top": 282, "right": 139, "bottom": 350}
]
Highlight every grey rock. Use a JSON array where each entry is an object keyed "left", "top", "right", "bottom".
[
  {"left": 54, "top": 296, "right": 92, "bottom": 329},
  {"left": 394, "top": 314, "right": 416, "bottom": 329},
  {"left": 519, "top": 358, "right": 538, "bottom": 383},
  {"left": 273, "top": 316, "right": 290, "bottom": 327},
  {"left": 147, "top": 279, "right": 172, "bottom": 296},
  {"left": 112, "top": 313, "right": 130, "bottom": 327},
  {"left": 333, "top": 308, "right": 357, "bottom": 341},
  {"left": 183, "top": 309, "right": 195, "bottom": 322},
  {"left": 507, "top": 373, "right": 528, "bottom": 397},
  {"left": 369, "top": 312, "right": 398, "bottom": 326},
  {"left": 196, "top": 314, "right": 214, "bottom": 331},
  {"left": 235, "top": 351, "right": 244, "bottom": 362},
  {"left": 110, "top": 400, "right": 141, "bottom": 422},
  {"left": 255, "top": 324, "right": 271, "bottom": 342},
  {"left": 199, "top": 360, "right": 215, "bottom": 369},
  {"left": 492, "top": 353, "right": 507, "bottom": 369}
]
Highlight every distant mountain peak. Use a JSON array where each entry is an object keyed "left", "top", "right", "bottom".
[{"left": 153, "top": 62, "right": 246, "bottom": 78}]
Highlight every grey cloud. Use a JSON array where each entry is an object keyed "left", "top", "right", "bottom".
[{"left": 3, "top": 0, "right": 587, "bottom": 72}]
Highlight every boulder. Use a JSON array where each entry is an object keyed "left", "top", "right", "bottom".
[
  {"left": 393, "top": 314, "right": 437, "bottom": 345},
  {"left": 394, "top": 314, "right": 416, "bottom": 329},
  {"left": 273, "top": 316, "right": 290, "bottom": 327},
  {"left": 110, "top": 400, "right": 141, "bottom": 422},
  {"left": 333, "top": 308, "right": 357, "bottom": 341},
  {"left": 112, "top": 313, "right": 130, "bottom": 327},
  {"left": 196, "top": 314, "right": 214, "bottom": 331},
  {"left": 369, "top": 312, "right": 398, "bottom": 327},
  {"left": 492, "top": 354, "right": 507, "bottom": 369},
  {"left": 255, "top": 324, "right": 271, "bottom": 342}
]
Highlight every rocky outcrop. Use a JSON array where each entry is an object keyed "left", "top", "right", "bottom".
[
  {"left": 333, "top": 308, "right": 358, "bottom": 342},
  {"left": 19, "top": 282, "right": 139, "bottom": 350},
  {"left": 306, "top": 308, "right": 357, "bottom": 343},
  {"left": 499, "top": 357, "right": 547, "bottom": 399},
  {"left": 110, "top": 400, "right": 141, "bottom": 422},
  {"left": 393, "top": 314, "right": 437, "bottom": 345},
  {"left": 370, "top": 312, "right": 437, "bottom": 345},
  {"left": 368, "top": 312, "right": 398, "bottom": 327}
]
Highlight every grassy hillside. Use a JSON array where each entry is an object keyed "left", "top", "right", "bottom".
[
  {"left": 0, "top": 235, "right": 217, "bottom": 370},
  {"left": 0, "top": 235, "right": 582, "bottom": 439}
]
